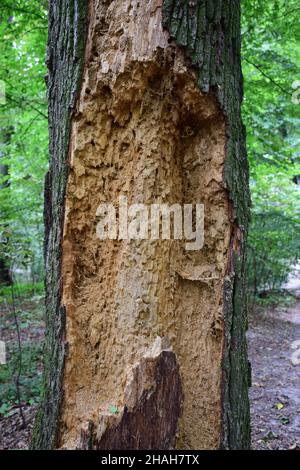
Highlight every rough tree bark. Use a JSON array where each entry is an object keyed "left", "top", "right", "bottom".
[{"left": 32, "top": 0, "right": 250, "bottom": 450}]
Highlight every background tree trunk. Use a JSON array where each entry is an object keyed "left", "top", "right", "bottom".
[
  {"left": 32, "top": 0, "right": 250, "bottom": 450},
  {"left": 0, "top": 126, "right": 13, "bottom": 286}
]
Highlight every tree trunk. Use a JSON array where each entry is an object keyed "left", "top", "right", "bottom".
[
  {"left": 0, "top": 127, "right": 13, "bottom": 286},
  {"left": 32, "top": 0, "right": 250, "bottom": 450}
]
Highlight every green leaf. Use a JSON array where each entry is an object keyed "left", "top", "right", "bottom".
[{"left": 108, "top": 405, "right": 119, "bottom": 415}]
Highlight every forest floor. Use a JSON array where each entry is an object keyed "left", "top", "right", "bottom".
[
  {"left": 0, "top": 284, "right": 44, "bottom": 450},
  {"left": 1, "top": 284, "right": 300, "bottom": 450},
  {"left": 248, "top": 287, "right": 300, "bottom": 450}
]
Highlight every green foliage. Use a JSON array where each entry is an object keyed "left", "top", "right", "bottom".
[
  {"left": 255, "top": 290, "right": 296, "bottom": 311},
  {"left": 0, "top": 281, "right": 44, "bottom": 303},
  {"left": 0, "top": 342, "right": 43, "bottom": 415},
  {"left": 0, "top": 285, "right": 44, "bottom": 416},
  {"left": 0, "top": 1, "right": 48, "bottom": 284},
  {"left": 242, "top": 0, "right": 300, "bottom": 293}
]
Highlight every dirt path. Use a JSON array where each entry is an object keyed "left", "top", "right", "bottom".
[{"left": 248, "top": 295, "right": 300, "bottom": 450}]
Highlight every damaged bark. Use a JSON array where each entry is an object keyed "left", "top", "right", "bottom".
[
  {"left": 79, "top": 342, "right": 182, "bottom": 450},
  {"left": 32, "top": 0, "right": 250, "bottom": 450}
]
